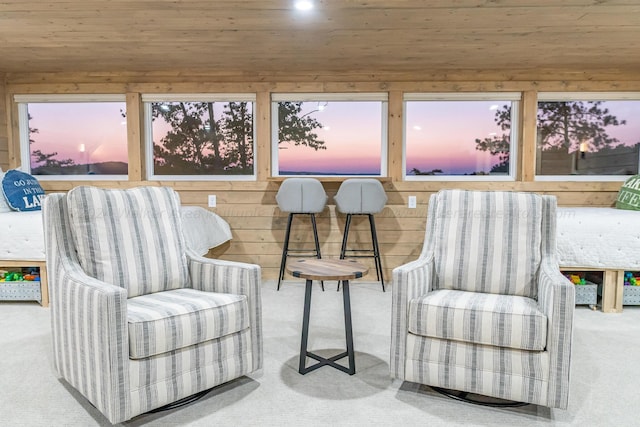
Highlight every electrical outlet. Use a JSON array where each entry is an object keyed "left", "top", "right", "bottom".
[
  {"left": 408, "top": 196, "right": 417, "bottom": 209},
  {"left": 208, "top": 195, "right": 217, "bottom": 207}
]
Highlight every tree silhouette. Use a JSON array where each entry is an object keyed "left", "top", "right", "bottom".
[
  {"left": 409, "top": 167, "right": 443, "bottom": 175},
  {"left": 474, "top": 105, "right": 511, "bottom": 173},
  {"left": 220, "top": 102, "right": 252, "bottom": 171},
  {"left": 152, "top": 101, "right": 242, "bottom": 174},
  {"left": 475, "top": 101, "right": 627, "bottom": 172},
  {"left": 152, "top": 101, "right": 326, "bottom": 174},
  {"left": 277, "top": 102, "right": 326, "bottom": 150},
  {"left": 537, "top": 101, "right": 625, "bottom": 151},
  {"left": 28, "top": 114, "right": 75, "bottom": 171}
]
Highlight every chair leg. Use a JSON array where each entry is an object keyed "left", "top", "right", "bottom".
[
  {"left": 368, "top": 214, "right": 385, "bottom": 292},
  {"left": 337, "top": 214, "right": 352, "bottom": 291},
  {"left": 277, "top": 213, "right": 294, "bottom": 291},
  {"left": 310, "top": 213, "right": 324, "bottom": 291},
  {"left": 340, "top": 214, "right": 352, "bottom": 260}
]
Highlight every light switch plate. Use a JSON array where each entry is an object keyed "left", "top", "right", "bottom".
[
  {"left": 408, "top": 196, "right": 417, "bottom": 209},
  {"left": 208, "top": 195, "right": 217, "bottom": 207}
]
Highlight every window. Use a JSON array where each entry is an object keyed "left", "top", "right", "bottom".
[
  {"left": 404, "top": 93, "right": 520, "bottom": 180},
  {"left": 143, "top": 94, "right": 256, "bottom": 180},
  {"left": 271, "top": 93, "right": 387, "bottom": 176},
  {"left": 16, "top": 95, "right": 128, "bottom": 179},
  {"left": 536, "top": 93, "right": 640, "bottom": 180}
]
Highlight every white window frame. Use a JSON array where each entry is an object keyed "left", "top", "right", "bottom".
[
  {"left": 271, "top": 93, "right": 389, "bottom": 177},
  {"left": 143, "top": 93, "right": 257, "bottom": 181},
  {"left": 403, "top": 92, "right": 521, "bottom": 182},
  {"left": 535, "top": 92, "right": 640, "bottom": 182},
  {"left": 15, "top": 94, "right": 128, "bottom": 181}
]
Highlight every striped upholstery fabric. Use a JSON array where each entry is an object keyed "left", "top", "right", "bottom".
[
  {"left": 44, "top": 189, "right": 263, "bottom": 424},
  {"left": 127, "top": 288, "right": 249, "bottom": 359},
  {"left": 66, "top": 186, "right": 189, "bottom": 297},
  {"left": 433, "top": 190, "right": 542, "bottom": 298},
  {"left": 189, "top": 255, "right": 263, "bottom": 372},
  {"left": 405, "top": 334, "right": 550, "bottom": 406},
  {"left": 391, "top": 190, "right": 575, "bottom": 409},
  {"left": 129, "top": 329, "right": 253, "bottom": 416},
  {"left": 408, "top": 289, "right": 547, "bottom": 351}
]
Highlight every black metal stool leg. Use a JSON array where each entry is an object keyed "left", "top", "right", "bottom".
[
  {"left": 337, "top": 214, "right": 352, "bottom": 291},
  {"left": 277, "top": 213, "right": 294, "bottom": 291},
  {"left": 340, "top": 214, "right": 352, "bottom": 260},
  {"left": 368, "top": 214, "right": 385, "bottom": 292},
  {"left": 310, "top": 214, "right": 324, "bottom": 291}
]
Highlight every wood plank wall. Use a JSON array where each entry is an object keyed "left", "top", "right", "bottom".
[
  {"left": 0, "top": 75, "right": 8, "bottom": 170},
  {"left": 1, "top": 71, "right": 638, "bottom": 280}
]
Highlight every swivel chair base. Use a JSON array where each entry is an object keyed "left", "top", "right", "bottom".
[{"left": 431, "top": 386, "right": 529, "bottom": 408}]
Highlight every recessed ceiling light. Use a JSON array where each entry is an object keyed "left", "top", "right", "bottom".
[{"left": 294, "top": 1, "right": 313, "bottom": 11}]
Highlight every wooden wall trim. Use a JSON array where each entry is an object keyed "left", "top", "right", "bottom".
[
  {"left": 0, "top": 75, "right": 8, "bottom": 170},
  {"left": 520, "top": 91, "right": 538, "bottom": 181},
  {"left": 255, "top": 91, "right": 271, "bottom": 180},
  {"left": 5, "top": 69, "right": 640, "bottom": 85},
  {"left": 126, "top": 93, "right": 145, "bottom": 181},
  {"left": 387, "top": 91, "right": 403, "bottom": 181},
  {"left": 7, "top": 79, "right": 640, "bottom": 96}
]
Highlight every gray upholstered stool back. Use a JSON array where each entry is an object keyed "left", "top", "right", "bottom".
[
  {"left": 276, "top": 178, "right": 328, "bottom": 214},
  {"left": 334, "top": 178, "right": 387, "bottom": 291},
  {"left": 334, "top": 179, "right": 387, "bottom": 214},
  {"left": 275, "top": 178, "right": 328, "bottom": 291}
]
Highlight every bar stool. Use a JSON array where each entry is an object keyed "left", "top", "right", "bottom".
[
  {"left": 334, "top": 179, "right": 387, "bottom": 292},
  {"left": 276, "top": 178, "right": 328, "bottom": 291}
]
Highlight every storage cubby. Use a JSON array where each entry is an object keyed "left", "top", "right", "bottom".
[
  {"left": 0, "top": 262, "right": 48, "bottom": 306},
  {"left": 620, "top": 271, "right": 640, "bottom": 305},
  {"left": 562, "top": 270, "right": 600, "bottom": 309}
]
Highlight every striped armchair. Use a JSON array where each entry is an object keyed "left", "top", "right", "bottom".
[
  {"left": 44, "top": 186, "right": 262, "bottom": 424},
  {"left": 391, "top": 190, "right": 574, "bottom": 409}
]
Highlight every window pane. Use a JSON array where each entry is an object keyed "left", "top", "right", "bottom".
[
  {"left": 27, "top": 102, "right": 128, "bottom": 176},
  {"left": 405, "top": 100, "right": 513, "bottom": 177},
  {"left": 149, "top": 101, "right": 254, "bottom": 176},
  {"left": 275, "top": 101, "right": 384, "bottom": 176},
  {"left": 536, "top": 100, "right": 640, "bottom": 176}
]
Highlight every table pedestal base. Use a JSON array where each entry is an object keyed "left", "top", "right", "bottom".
[{"left": 299, "top": 279, "right": 355, "bottom": 375}]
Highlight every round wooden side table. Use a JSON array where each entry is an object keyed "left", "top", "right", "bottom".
[{"left": 286, "top": 258, "right": 369, "bottom": 375}]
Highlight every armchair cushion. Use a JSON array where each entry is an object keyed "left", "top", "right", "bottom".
[
  {"left": 408, "top": 289, "right": 547, "bottom": 351},
  {"left": 67, "top": 186, "right": 190, "bottom": 297},
  {"left": 433, "top": 190, "right": 542, "bottom": 298},
  {"left": 127, "top": 288, "right": 250, "bottom": 359}
]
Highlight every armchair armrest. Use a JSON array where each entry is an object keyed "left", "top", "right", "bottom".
[
  {"left": 44, "top": 193, "right": 130, "bottom": 423},
  {"left": 537, "top": 258, "right": 575, "bottom": 409},
  {"left": 187, "top": 253, "right": 263, "bottom": 371},
  {"left": 50, "top": 258, "right": 129, "bottom": 423},
  {"left": 390, "top": 252, "right": 434, "bottom": 380}
]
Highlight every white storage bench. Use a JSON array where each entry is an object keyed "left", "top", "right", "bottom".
[
  {"left": 0, "top": 211, "right": 48, "bottom": 306},
  {"left": 557, "top": 207, "right": 640, "bottom": 312}
]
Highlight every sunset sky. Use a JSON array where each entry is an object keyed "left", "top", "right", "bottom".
[
  {"left": 28, "top": 102, "right": 128, "bottom": 167},
  {"left": 276, "top": 101, "right": 383, "bottom": 174},
  {"left": 27, "top": 100, "right": 640, "bottom": 175}
]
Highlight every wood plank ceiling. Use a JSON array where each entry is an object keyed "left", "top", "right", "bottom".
[{"left": 0, "top": 0, "right": 639, "bottom": 75}]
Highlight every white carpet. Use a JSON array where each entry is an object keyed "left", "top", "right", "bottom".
[{"left": 1, "top": 280, "right": 639, "bottom": 426}]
